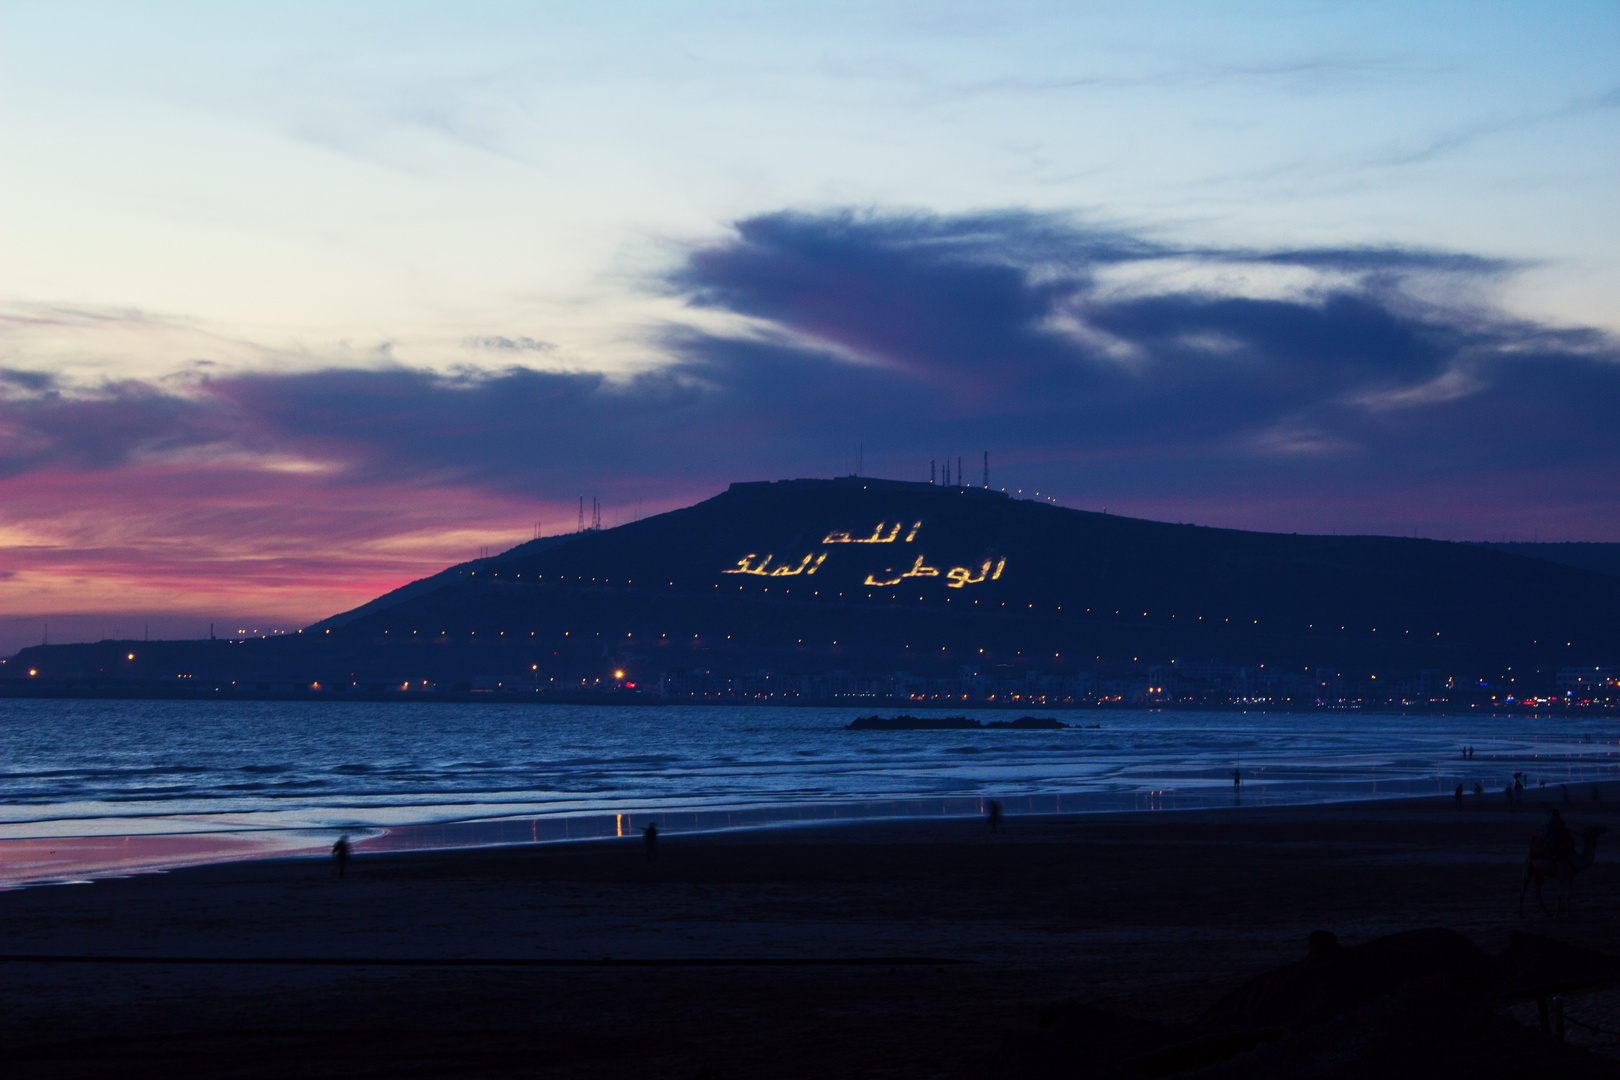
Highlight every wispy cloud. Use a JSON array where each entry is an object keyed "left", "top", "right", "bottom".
[{"left": 1369, "top": 82, "right": 1620, "bottom": 169}]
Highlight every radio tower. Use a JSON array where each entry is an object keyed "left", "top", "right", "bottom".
[
  {"left": 592, "top": 498, "right": 601, "bottom": 530},
  {"left": 578, "top": 497, "right": 584, "bottom": 532},
  {"left": 982, "top": 451, "right": 989, "bottom": 488}
]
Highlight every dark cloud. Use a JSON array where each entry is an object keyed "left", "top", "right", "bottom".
[
  {"left": 464, "top": 335, "right": 556, "bottom": 353},
  {"left": 0, "top": 377, "right": 229, "bottom": 477},
  {"left": 1239, "top": 246, "right": 1520, "bottom": 274},
  {"left": 659, "top": 211, "right": 1619, "bottom": 497},
  {"left": 3, "top": 208, "right": 1617, "bottom": 537},
  {"left": 0, "top": 368, "right": 62, "bottom": 393}
]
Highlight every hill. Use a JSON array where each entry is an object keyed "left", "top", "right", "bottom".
[{"left": 7, "top": 477, "right": 1619, "bottom": 705}]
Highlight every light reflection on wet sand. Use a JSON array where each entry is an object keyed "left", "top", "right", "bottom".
[{"left": 0, "top": 831, "right": 332, "bottom": 890}]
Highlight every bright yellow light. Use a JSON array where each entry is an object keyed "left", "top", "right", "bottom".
[
  {"left": 614, "top": 670, "right": 625, "bottom": 679},
  {"left": 126, "top": 653, "right": 134, "bottom": 660},
  {"left": 823, "top": 521, "right": 913, "bottom": 544}
]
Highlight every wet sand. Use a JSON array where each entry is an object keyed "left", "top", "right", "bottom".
[{"left": 3, "top": 793, "right": 1618, "bottom": 1078}]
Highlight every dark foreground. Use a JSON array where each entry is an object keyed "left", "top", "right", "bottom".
[{"left": 3, "top": 795, "right": 1619, "bottom": 1078}]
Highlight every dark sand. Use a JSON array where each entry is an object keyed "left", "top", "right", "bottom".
[{"left": 3, "top": 794, "right": 1618, "bottom": 1078}]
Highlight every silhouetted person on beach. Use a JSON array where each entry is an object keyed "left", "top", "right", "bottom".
[
  {"left": 332, "top": 835, "right": 350, "bottom": 878},
  {"left": 1514, "top": 774, "right": 1524, "bottom": 801},
  {"left": 643, "top": 822, "right": 658, "bottom": 861},
  {"left": 1454, "top": 784, "right": 1463, "bottom": 807},
  {"left": 1233, "top": 769, "right": 1242, "bottom": 792},
  {"left": 987, "top": 800, "right": 1004, "bottom": 834}
]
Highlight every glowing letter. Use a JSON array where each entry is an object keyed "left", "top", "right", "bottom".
[
  {"left": 828, "top": 522, "right": 905, "bottom": 544},
  {"left": 722, "top": 554, "right": 776, "bottom": 575},
  {"left": 901, "top": 555, "right": 939, "bottom": 579},
  {"left": 945, "top": 559, "right": 992, "bottom": 588},
  {"left": 770, "top": 552, "right": 818, "bottom": 576},
  {"left": 904, "top": 521, "right": 922, "bottom": 542},
  {"left": 864, "top": 568, "right": 907, "bottom": 587},
  {"left": 853, "top": 522, "right": 902, "bottom": 543}
]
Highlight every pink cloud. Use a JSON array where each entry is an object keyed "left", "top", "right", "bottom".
[{"left": 0, "top": 463, "right": 594, "bottom": 653}]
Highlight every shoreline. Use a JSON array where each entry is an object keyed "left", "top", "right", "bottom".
[{"left": 3, "top": 778, "right": 1602, "bottom": 891}]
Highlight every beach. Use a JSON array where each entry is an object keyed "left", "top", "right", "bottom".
[{"left": 3, "top": 793, "right": 1618, "bottom": 1077}]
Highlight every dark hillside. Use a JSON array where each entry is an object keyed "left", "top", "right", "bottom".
[
  {"left": 1479, "top": 541, "right": 1620, "bottom": 581},
  {"left": 311, "top": 533, "right": 583, "bottom": 630}
]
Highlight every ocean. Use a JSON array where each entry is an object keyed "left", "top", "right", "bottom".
[{"left": 1, "top": 699, "right": 1614, "bottom": 886}]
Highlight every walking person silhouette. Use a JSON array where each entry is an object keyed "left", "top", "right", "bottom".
[
  {"left": 987, "top": 800, "right": 1004, "bottom": 834},
  {"left": 643, "top": 822, "right": 658, "bottom": 861},
  {"left": 331, "top": 835, "right": 350, "bottom": 878}
]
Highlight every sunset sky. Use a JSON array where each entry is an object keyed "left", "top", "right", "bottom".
[{"left": 3, "top": 1, "right": 1617, "bottom": 654}]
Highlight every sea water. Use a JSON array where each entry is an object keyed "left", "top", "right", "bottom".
[{"left": 1, "top": 699, "right": 1615, "bottom": 885}]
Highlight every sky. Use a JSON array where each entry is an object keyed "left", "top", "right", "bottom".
[{"left": 2, "top": 1, "right": 1618, "bottom": 654}]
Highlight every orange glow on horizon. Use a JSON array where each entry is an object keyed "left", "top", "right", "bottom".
[{"left": 0, "top": 465, "right": 646, "bottom": 651}]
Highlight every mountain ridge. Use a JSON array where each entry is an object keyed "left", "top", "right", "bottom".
[{"left": 7, "top": 476, "right": 1619, "bottom": 704}]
